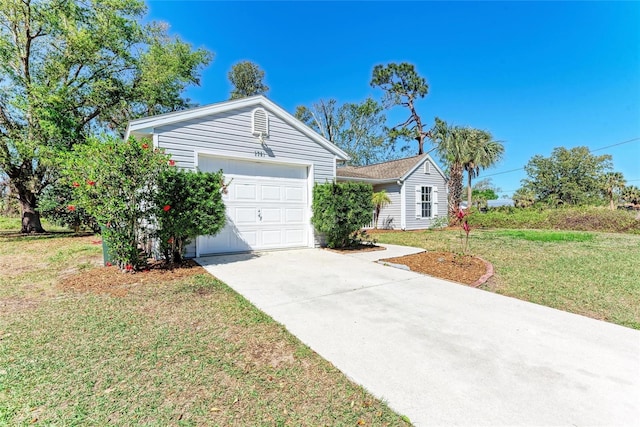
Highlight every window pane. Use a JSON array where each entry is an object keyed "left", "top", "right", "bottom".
[{"left": 421, "top": 186, "right": 432, "bottom": 218}]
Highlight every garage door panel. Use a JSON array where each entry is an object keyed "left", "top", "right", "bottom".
[
  {"left": 285, "top": 187, "right": 304, "bottom": 202},
  {"left": 285, "top": 208, "right": 304, "bottom": 222},
  {"left": 238, "top": 230, "right": 258, "bottom": 248},
  {"left": 234, "top": 207, "right": 256, "bottom": 224},
  {"left": 261, "top": 230, "right": 283, "bottom": 246},
  {"left": 261, "top": 208, "right": 282, "bottom": 223},
  {"left": 235, "top": 184, "right": 257, "bottom": 200},
  {"left": 261, "top": 185, "right": 282, "bottom": 201},
  {"left": 285, "top": 229, "right": 305, "bottom": 244}
]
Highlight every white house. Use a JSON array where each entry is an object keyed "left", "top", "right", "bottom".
[
  {"left": 336, "top": 155, "right": 448, "bottom": 230},
  {"left": 125, "top": 95, "right": 448, "bottom": 255},
  {"left": 125, "top": 95, "right": 349, "bottom": 256}
]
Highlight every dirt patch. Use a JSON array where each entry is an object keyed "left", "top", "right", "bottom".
[
  {"left": 58, "top": 260, "right": 206, "bottom": 297},
  {"left": 380, "top": 251, "right": 489, "bottom": 285}
]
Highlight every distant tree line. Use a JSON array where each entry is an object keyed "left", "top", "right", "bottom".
[{"left": 513, "top": 146, "right": 636, "bottom": 210}]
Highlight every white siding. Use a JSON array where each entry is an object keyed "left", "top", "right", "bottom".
[
  {"left": 372, "top": 183, "right": 402, "bottom": 230},
  {"left": 155, "top": 106, "right": 335, "bottom": 183},
  {"left": 404, "top": 159, "right": 447, "bottom": 230}
]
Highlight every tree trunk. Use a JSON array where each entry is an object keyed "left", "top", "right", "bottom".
[
  {"left": 467, "top": 172, "right": 473, "bottom": 211},
  {"left": 448, "top": 164, "right": 464, "bottom": 221},
  {"left": 609, "top": 195, "right": 615, "bottom": 211},
  {"left": 19, "top": 188, "right": 45, "bottom": 233}
]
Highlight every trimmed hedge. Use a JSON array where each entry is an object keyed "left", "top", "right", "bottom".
[
  {"left": 311, "top": 182, "right": 373, "bottom": 248},
  {"left": 467, "top": 206, "right": 640, "bottom": 234}
]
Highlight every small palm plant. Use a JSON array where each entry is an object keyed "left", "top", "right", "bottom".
[{"left": 372, "top": 190, "right": 392, "bottom": 229}]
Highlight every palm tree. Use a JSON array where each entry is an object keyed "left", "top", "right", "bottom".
[
  {"left": 602, "top": 172, "right": 626, "bottom": 210},
  {"left": 372, "top": 190, "right": 392, "bottom": 229},
  {"left": 621, "top": 185, "right": 640, "bottom": 206},
  {"left": 430, "top": 117, "right": 469, "bottom": 218},
  {"left": 463, "top": 130, "right": 504, "bottom": 209}
]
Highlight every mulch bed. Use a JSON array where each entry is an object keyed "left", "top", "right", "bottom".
[
  {"left": 325, "top": 244, "right": 386, "bottom": 253},
  {"left": 380, "top": 251, "right": 488, "bottom": 285},
  {"left": 58, "top": 260, "right": 205, "bottom": 297}
]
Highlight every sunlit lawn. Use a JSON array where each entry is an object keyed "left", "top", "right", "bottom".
[
  {"left": 0, "top": 226, "right": 410, "bottom": 425},
  {"left": 371, "top": 228, "right": 640, "bottom": 329}
]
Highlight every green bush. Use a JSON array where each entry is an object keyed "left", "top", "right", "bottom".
[
  {"left": 65, "top": 135, "right": 169, "bottom": 269},
  {"left": 39, "top": 182, "right": 99, "bottom": 232},
  {"left": 311, "top": 182, "right": 373, "bottom": 248},
  {"left": 467, "top": 206, "right": 640, "bottom": 234},
  {"left": 154, "top": 167, "right": 227, "bottom": 263}
]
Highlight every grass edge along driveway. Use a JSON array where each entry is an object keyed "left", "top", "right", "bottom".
[
  {"left": 0, "top": 232, "right": 411, "bottom": 426},
  {"left": 371, "top": 228, "right": 640, "bottom": 330}
]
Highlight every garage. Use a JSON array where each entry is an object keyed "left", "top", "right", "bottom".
[
  {"left": 125, "top": 96, "right": 350, "bottom": 258},
  {"left": 197, "top": 155, "right": 310, "bottom": 255}
]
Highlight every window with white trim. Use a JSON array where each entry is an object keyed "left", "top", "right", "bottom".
[
  {"left": 421, "top": 186, "right": 432, "bottom": 218},
  {"left": 415, "top": 185, "right": 438, "bottom": 219}
]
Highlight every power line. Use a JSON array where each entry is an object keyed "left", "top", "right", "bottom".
[
  {"left": 482, "top": 137, "right": 640, "bottom": 178},
  {"left": 591, "top": 137, "right": 640, "bottom": 152},
  {"left": 483, "top": 167, "right": 524, "bottom": 178}
]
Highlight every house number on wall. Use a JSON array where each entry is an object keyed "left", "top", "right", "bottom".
[{"left": 254, "top": 150, "right": 266, "bottom": 157}]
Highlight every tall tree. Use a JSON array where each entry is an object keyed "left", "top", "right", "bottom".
[
  {"left": 520, "top": 146, "right": 613, "bottom": 206},
  {"left": 0, "top": 0, "right": 212, "bottom": 232},
  {"left": 296, "top": 97, "right": 392, "bottom": 165},
  {"left": 295, "top": 98, "right": 343, "bottom": 143},
  {"left": 430, "top": 117, "right": 469, "bottom": 217},
  {"left": 370, "top": 62, "right": 430, "bottom": 155},
  {"left": 462, "top": 130, "right": 504, "bottom": 209},
  {"left": 601, "top": 172, "right": 626, "bottom": 210},
  {"left": 228, "top": 61, "right": 269, "bottom": 99}
]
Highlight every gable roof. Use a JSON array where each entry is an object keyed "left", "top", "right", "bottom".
[
  {"left": 124, "top": 95, "right": 349, "bottom": 160},
  {"left": 337, "top": 154, "right": 446, "bottom": 183}
]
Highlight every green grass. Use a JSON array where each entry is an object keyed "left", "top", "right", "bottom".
[
  {"left": 0, "top": 229, "right": 410, "bottom": 425},
  {"left": 372, "top": 228, "right": 640, "bottom": 329},
  {"left": 0, "top": 215, "right": 69, "bottom": 233},
  {"left": 491, "top": 230, "right": 595, "bottom": 242},
  {"left": 467, "top": 206, "right": 640, "bottom": 234}
]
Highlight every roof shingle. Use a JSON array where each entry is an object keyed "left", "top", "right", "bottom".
[{"left": 336, "top": 155, "right": 427, "bottom": 180}]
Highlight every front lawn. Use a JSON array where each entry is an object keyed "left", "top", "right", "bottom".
[
  {"left": 371, "top": 228, "right": 640, "bottom": 329},
  {"left": 0, "top": 231, "right": 410, "bottom": 425}
]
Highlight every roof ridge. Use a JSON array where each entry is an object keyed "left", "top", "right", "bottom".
[{"left": 342, "top": 154, "right": 425, "bottom": 170}]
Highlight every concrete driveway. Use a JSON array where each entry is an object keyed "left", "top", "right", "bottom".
[{"left": 197, "top": 245, "right": 640, "bottom": 426}]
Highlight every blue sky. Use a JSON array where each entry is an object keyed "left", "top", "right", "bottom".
[{"left": 146, "top": 1, "right": 640, "bottom": 196}]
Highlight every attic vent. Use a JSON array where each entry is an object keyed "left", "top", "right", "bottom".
[
  {"left": 424, "top": 161, "right": 431, "bottom": 174},
  {"left": 252, "top": 108, "right": 269, "bottom": 137}
]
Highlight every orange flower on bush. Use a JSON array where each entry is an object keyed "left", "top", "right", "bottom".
[
  {"left": 125, "top": 264, "right": 133, "bottom": 271},
  {"left": 72, "top": 182, "right": 80, "bottom": 188},
  {"left": 67, "top": 205, "right": 76, "bottom": 211},
  {"left": 168, "top": 159, "right": 176, "bottom": 166},
  {"left": 163, "top": 205, "right": 171, "bottom": 212},
  {"left": 142, "top": 143, "right": 149, "bottom": 149},
  {"left": 87, "top": 180, "right": 95, "bottom": 186},
  {"left": 167, "top": 237, "right": 174, "bottom": 244}
]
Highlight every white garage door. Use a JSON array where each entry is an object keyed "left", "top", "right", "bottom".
[{"left": 198, "top": 156, "right": 309, "bottom": 255}]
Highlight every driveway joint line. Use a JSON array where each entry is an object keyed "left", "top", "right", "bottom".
[{"left": 262, "top": 276, "right": 421, "bottom": 309}]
